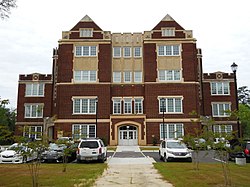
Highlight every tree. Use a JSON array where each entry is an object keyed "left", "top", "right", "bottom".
[
  {"left": 238, "top": 86, "right": 250, "bottom": 105},
  {"left": 238, "top": 104, "right": 250, "bottom": 138},
  {"left": 0, "top": 0, "right": 17, "bottom": 19},
  {"left": 0, "top": 97, "right": 16, "bottom": 144}
]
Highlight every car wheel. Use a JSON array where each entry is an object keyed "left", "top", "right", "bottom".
[
  {"left": 99, "top": 155, "right": 105, "bottom": 163},
  {"left": 187, "top": 158, "right": 192, "bottom": 162},
  {"left": 163, "top": 154, "right": 168, "bottom": 162},
  {"left": 22, "top": 156, "right": 27, "bottom": 163}
]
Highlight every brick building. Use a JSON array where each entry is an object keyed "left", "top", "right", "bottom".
[{"left": 15, "top": 15, "right": 238, "bottom": 145}]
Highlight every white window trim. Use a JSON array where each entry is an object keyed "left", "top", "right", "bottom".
[
  {"left": 123, "top": 97, "right": 132, "bottom": 114},
  {"left": 161, "top": 28, "right": 175, "bottom": 37},
  {"left": 72, "top": 124, "right": 96, "bottom": 140},
  {"left": 113, "top": 98, "right": 122, "bottom": 114},
  {"left": 213, "top": 125, "right": 232, "bottom": 134},
  {"left": 158, "top": 96, "right": 183, "bottom": 114},
  {"left": 23, "top": 126, "right": 43, "bottom": 140},
  {"left": 212, "top": 102, "right": 231, "bottom": 117},
  {"left": 74, "top": 70, "right": 97, "bottom": 82},
  {"left": 79, "top": 28, "right": 93, "bottom": 37},
  {"left": 158, "top": 45, "right": 180, "bottom": 56},
  {"left": 24, "top": 103, "right": 44, "bottom": 118},
  {"left": 134, "top": 47, "right": 142, "bottom": 58},
  {"left": 124, "top": 71, "right": 132, "bottom": 83},
  {"left": 134, "top": 97, "right": 143, "bottom": 114},
  {"left": 73, "top": 98, "right": 97, "bottom": 115},
  {"left": 113, "top": 72, "right": 121, "bottom": 83},
  {"left": 25, "top": 83, "right": 45, "bottom": 97},
  {"left": 160, "top": 123, "right": 184, "bottom": 140},
  {"left": 210, "top": 82, "right": 230, "bottom": 95},
  {"left": 123, "top": 47, "right": 131, "bottom": 58},
  {"left": 158, "top": 70, "right": 181, "bottom": 81},
  {"left": 113, "top": 47, "right": 121, "bottom": 58},
  {"left": 134, "top": 71, "right": 142, "bottom": 83},
  {"left": 75, "top": 46, "right": 97, "bottom": 57}
]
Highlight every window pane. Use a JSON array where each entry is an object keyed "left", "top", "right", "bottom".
[
  {"left": 134, "top": 47, "right": 141, "bottom": 57},
  {"left": 74, "top": 71, "right": 81, "bottom": 81},
  {"left": 160, "top": 99, "right": 166, "bottom": 113},
  {"left": 224, "top": 82, "right": 229, "bottom": 94},
  {"left": 38, "top": 84, "right": 44, "bottom": 96},
  {"left": 90, "top": 71, "right": 96, "bottom": 81},
  {"left": 89, "top": 125, "right": 96, "bottom": 138},
  {"left": 26, "top": 84, "right": 32, "bottom": 96},
  {"left": 211, "top": 82, "right": 217, "bottom": 94},
  {"left": 167, "top": 98, "right": 174, "bottom": 112},
  {"left": 73, "top": 125, "right": 80, "bottom": 140},
  {"left": 81, "top": 125, "right": 88, "bottom": 138},
  {"left": 31, "top": 105, "right": 37, "bottom": 117},
  {"left": 176, "top": 124, "right": 183, "bottom": 138},
  {"left": 89, "top": 99, "right": 96, "bottom": 113},
  {"left": 174, "top": 70, "right": 180, "bottom": 80},
  {"left": 166, "top": 46, "right": 172, "bottom": 55},
  {"left": 74, "top": 99, "right": 80, "bottom": 113},
  {"left": 212, "top": 104, "right": 218, "bottom": 116},
  {"left": 173, "top": 45, "right": 179, "bottom": 55},
  {"left": 32, "top": 84, "right": 38, "bottom": 95},
  {"left": 159, "top": 70, "right": 165, "bottom": 81},
  {"left": 124, "top": 72, "right": 131, "bottom": 82},
  {"left": 218, "top": 104, "right": 224, "bottom": 116},
  {"left": 75, "top": 46, "right": 82, "bottom": 56},
  {"left": 168, "top": 124, "right": 175, "bottom": 139},
  {"left": 134, "top": 71, "right": 142, "bottom": 82},
  {"left": 113, "top": 47, "right": 121, "bottom": 57},
  {"left": 113, "top": 72, "right": 121, "bottom": 82},
  {"left": 124, "top": 47, "right": 131, "bottom": 57},
  {"left": 83, "top": 46, "right": 89, "bottom": 56},
  {"left": 175, "top": 99, "right": 182, "bottom": 112},
  {"left": 82, "top": 99, "right": 88, "bottom": 113},
  {"left": 158, "top": 46, "right": 164, "bottom": 55},
  {"left": 217, "top": 82, "right": 223, "bottom": 94},
  {"left": 90, "top": 46, "right": 96, "bottom": 56},
  {"left": 25, "top": 105, "right": 31, "bottom": 117},
  {"left": 166, "top": 70, "right": 173, "bottom": 80}
]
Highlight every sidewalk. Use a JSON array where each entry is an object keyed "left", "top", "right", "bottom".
[{"left": 93, "top": 146, "right": 173, "bottom": 187}]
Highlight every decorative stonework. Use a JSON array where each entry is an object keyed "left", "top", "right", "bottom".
[{"left": 80, "top": 15, "right": 93, "bottom": 22}]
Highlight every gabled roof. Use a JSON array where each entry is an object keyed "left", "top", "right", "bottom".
[
  {"left": 70, "top": 14, "right": 102, "bottom": 31},
  {"left": 161, "top": 14, "right": 175, "bottom": 22},
  {"left": 80, "top": 15, "right": 93, "bottom": 22},
  {"left": 152, "top": 14, "right": 184, "bottom": 30}
]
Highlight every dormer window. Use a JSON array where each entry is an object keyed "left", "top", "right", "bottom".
[
  {"left": 80, "top": 28, "right": 93, "bottom": 37},
  {"left": 162, "top": 28, "right": 175, "bottom": 37}
]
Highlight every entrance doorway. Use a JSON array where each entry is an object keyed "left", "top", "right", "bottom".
[{"left": 118, "top": 125, "right": 138, "bottom": 146}]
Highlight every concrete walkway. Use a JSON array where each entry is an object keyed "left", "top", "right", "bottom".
[{"left": 93, "top": 146, "right": 173, "bottom": 187}]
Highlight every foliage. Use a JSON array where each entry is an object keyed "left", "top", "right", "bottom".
[
  {"left": 154, "top": 162, "right": 250, "bottom": 187},
  {"left": 0, "top": 97, "right": 16, "bottom": 144},
  {"left": 0, "top": 0, "right": 17, "bottom": 19},
  {"left": 238, "top": 86, "right": 250, "bottom": 105},
  {"left": 0, "top": 163, "right": 107, "bottom": 187},
  {"left": 238, "top": 104, "right": 250, "bottom": 138}
]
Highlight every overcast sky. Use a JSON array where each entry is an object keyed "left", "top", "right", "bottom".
[{"left": 1, "top": 0, "right": 250, "bottom": 108}]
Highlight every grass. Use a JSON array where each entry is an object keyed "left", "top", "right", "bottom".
[
  {"left": 0, "top": 163, "right": 107, "bottom": 187},
  {"left": 139, "top": 146, "right": 159, "bottom": 151},
  {"left": 154, "top": 162, "right": 250, "bottom": 187},
  {"left": 107, "top": 146, "right": 117, "bottom": 151}
]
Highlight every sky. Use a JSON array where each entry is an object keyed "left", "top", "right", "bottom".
[{"left": 0, "top": 0, "right": 250, "bottom": 108}]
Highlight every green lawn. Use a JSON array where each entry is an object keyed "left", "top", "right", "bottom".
[
  {"left": 0, "top": 163, "right": 107, "bottom": 187},
  {"left": 154, "top": 162, "right": 250, "bottom": 187}
]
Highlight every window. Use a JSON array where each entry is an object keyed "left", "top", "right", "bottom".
[
  {"left": 113, "top": 47, "right": 121, "bottom": 57},
  {"left": 72, "top": 124, "right": 96, "bottom": 140},
  {"left": 211, "top": 82, "right": 230, "bottom": 95},
  {"left": 73, "top": 98, "right": 97, "bottom": 114},
  {"left": 134, "top": 71, "right": 142, "bottom": 82},
  {"left": 160, "top": 123, "right": 183, "bottom": 139},
  {"left": 75, "top": 46, "right": 96, "bottom": 56},
  {"left": 158, "top": 45, "right": 180, "bottom": 56},
  {"left": 74, "top": 71, "right": 97, "bottom": 82},
  {"left": 23, "top": 126, "right": 42, "bottom": 140},
  {"left": 80, "top": 29, "right": 93, "bottom": 37},
  {"left": 158, "top": 70, "right": 181, "bottom": 81},
  {"left": 25, "top": 104, "right": 43, "bottom": 118},
  {"left": 123, "top": 47, "right": 131, "bottom": 57},
  {"left": 212, "top": 103, "right": 231, "bottom": 117},
  {"left": 113, "top": 98, "right": 121, "bottom": 114},
  {"left": 162, "top": 28, "right": 175, "bottom": 36},
  {"left": 124, "top": 98, "right": 132, "bottom": 114},
  {"left": 113, "top": 72, "right": 121, "bottom": 83},
  {"left": 134, "top": 47, "right": 141, "bottom": 57},
  {"left": 134, "top": 98, "right": 143, "bottom": 114},
  {"left": 159, "top": 97, "right": 183, "bottom": 113},
  {"left": 25, "top": 83, "right": 44, "bottom": 96},
  {"left": 124, "top": 71, "right": 132, "bottom": 83},
  {"left": 213, "top": 125, "right": 232, "bottom": 134}
]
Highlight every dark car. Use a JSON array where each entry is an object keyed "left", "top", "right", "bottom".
[{"left": 229, "top": 140, "right": 250, "bottom": 162}]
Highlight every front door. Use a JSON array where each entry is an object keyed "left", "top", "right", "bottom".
[{"left": 119, "top": 125, "right": 138, "bottom": 146}]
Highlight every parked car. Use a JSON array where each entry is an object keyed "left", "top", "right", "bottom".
[
  {"left": 0, "top": 143, "right": 36, "bottom": 164},
  {"left": 41, "top": 143, "right": 65, "bottom": 163},
  {"left": 229, "top": 140, "right": 250, "bottom": 162},
  {"left": 213, "top": 137, "right": 230, "bottom": 149},
  {"left": 159, "top": 139, "right": 192, "bottom": 162},
  {"left": 57, "top": 137, "right": 74, "bottom": 144},
  {"left": 76, "top": 138, "right": 107, "bottom": 163}
]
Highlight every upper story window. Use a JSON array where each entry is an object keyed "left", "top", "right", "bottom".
[
  {"left": 25, "top": 83, "right": 44, "bottom": 96},
  {"left": 134, "top": 71, "right": 142, "bottom": 83},
  {"left": 158, "top": 45, "right": 180, "bottom": 56},
  {"left": 213, "top": 125, "right": 232, "bottom": 134},
  {"left": 73, "top": 98, "right": 97, "bottom": 114},
  {"left": 159, "top": 97, "right": 183, "bottom": 114},
  {"left": 211, "top": 82, "right": 230, "bottom": 95},
  {"left": 113, "top": 47, "right": 121, "bottom": 58},
  {"left": 80, "top": 29, "right": 93, "bottom": 37},
  {"left": 75, "top": 46, "right": 97, "bottom": 57},
  {"left": 74, "top": 71, "right": 97, "bottom": 82},
  {"left": 124, "top": 71, "right": 132, "bottom": 83},
  {"left": 124, "top": 98, "right": 132, "bottom": 114},
  {"left": 113, "top": 72, "right": 121, "bottom": 83},
  {"left": 123, "top": 47, "right": 131, "bottom": 58},
  {"left": 212, "top": 103, "right": 231, "bottom": 117},
  {"left": 113, "top": 98, "right": 122, "bottom": 114},
  {"left": 158, "top": 70, "right": 181, "bottom": 81},
  {"left": 134, "top": 47, "right": 141, "bottom": 57},
  {"left": 25, "top": 104, "right": 43, "bottom": 118},
  {"left": 162, "top": 28, "right": 175, "bottom": 36},
  {"left": 134, "top": 98, "right": 143, "bottom": 114}
]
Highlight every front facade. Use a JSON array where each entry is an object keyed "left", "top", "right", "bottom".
[{"left": 15, "top": 15, "right": 238, "bottom": 145}]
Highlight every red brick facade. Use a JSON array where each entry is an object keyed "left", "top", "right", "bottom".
[{"left": 15, "top": 15, "right": 238, "bottom": 145}]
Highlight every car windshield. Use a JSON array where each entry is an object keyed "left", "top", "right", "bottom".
[
  {"left": 167, "top": 142, "right": 187, "bottom": 149},
  {"left": 80, "top": 141, "right": 99, "bottom": 148}
]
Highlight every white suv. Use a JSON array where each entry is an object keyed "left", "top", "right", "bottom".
[
  {"left": 76, "top": 138, "right": 107, "bottom": 163},
  {"left": 159, "top": 139, "right": 192, "bottom": 162}
]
